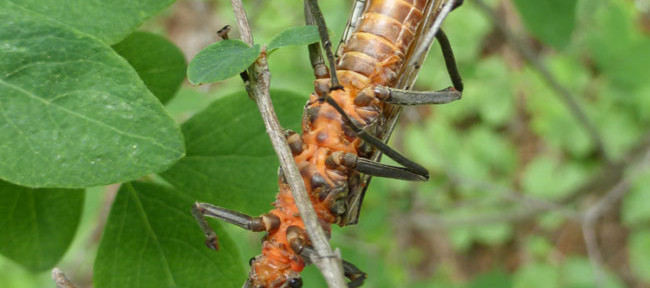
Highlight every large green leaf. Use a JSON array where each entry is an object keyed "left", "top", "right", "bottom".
[
  {"left": 0, "top": 180, "right": 83, "bottom": 272},
  {"left": 0, "top": 9, "right": 185, "bottom": 188},
  {"left": 94, "top": 181, "right": 245, "bottom": 288},
  {"left": 187, "top": 40, "right": 261, "bottom": 85},
  {"left": 268, "top": 25, "right": 320, "bottom": 52},
  {"left": 161, "top": 90, "right": 305, "bottom": 214},
  {"left": 512, "top": 0, "right": 577, "bottom": 49},
  {"left": 2, "top": 0, "right": 176, "bottom": 44},
  {"left": 113, "top": 31, "right": 187, "bottom": 104}
]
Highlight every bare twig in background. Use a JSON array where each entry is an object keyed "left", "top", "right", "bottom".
[
  {"left": 474, "top": 0, "right": 609, "bottom": 161},
  {"left": 52, "top": 268, "right": 77, "bottom": 288},
  {"left": 581, "top": 150, "right": 650, "bottom": 288},
  {"left": 229, "top": 1, "right": 346, "bottom": 287}
]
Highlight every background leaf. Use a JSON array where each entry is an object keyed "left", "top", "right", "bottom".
[
  {"left": 0, "top": 180, "right": 83, "bottom": 272},
  {"left": 629, "top": 230, "right": 650, "bottom": 283},
  {"left": 94, "top": 181, "right": 245, "bottom": 288},
  {"left": 113, "top": 31, "right": 187, "bottom": 104},
  {"left": 511, "top": 0, "right": 577, "bottom": 49},
  {"left": 0, "top": 9, "right": 185, "bottom": 188},
  {"left": 161, "top": 90, "right": 305, "bottom": 215},
  {"left": 268, "top": 25, "right": 320, "bottom": 52},
  {"left": 1, "top": 0, "right": 177, "bottom": 44},
  {"left": 187, "top": 40, "right": 261, "bottom": 85}
]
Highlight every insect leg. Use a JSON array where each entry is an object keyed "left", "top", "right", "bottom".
[
  {"left": 298, "top": 246, "right": 367, "bottom": 288},
  {"left": 371, "top": 29, "right": 464, "bottom": 106},
  {"left": 326, "top": 151, "right": 426, "bottom": 181},
  {"left": 324, "top": 97, "right": 429, "bottom": 179},
  {"left": 436, "top": 29, "right": 463, "bottom": 92},
  {"left": 304, "top": 0, "right": 342, "bottom": 89},
  {"left": 374, "top": 86, "right": 461, "bottom": 106},
  {"left": 342, "top": 260, "right": 367, "bottom": 288},
  {"left": 192, "top": 202, "right": 280, "bottom": 250},
  {"left": 304, "top": 2, "right": 331, "bottom": 98}
]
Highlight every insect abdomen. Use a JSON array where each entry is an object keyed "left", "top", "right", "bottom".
[{"left": 338, "top": 0, "right": 428, "bottom": 87}]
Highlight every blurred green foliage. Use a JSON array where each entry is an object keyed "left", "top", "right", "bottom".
[{"left": 2, "top": 0, "right": 650, "bottom": 287}]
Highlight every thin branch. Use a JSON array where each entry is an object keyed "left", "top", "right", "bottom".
[
  {"left": 52, "top": 268, "right": 77, "bottom": 288},
  {"left": 473, "top": 0, "right": 609, "bottom": 161},
  {"left": 581, "top": 218, "right": 604, "bottom": 288},
  {"left": 229, "top": 1, "right": 346, "bottom": 287},
  {"left": 229, "top": 0, "right": 253, "bottom": 46}
]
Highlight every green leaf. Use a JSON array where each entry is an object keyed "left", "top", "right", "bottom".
[
  {"left": 560, "top": 257, "right": 624, "bottom": 288},
  {"left": 521, "top": 157, "right": 588, "bottom": 199},
  {"left": 2, "top": 0, "right": 176, "bottom": 44},
  {"left": 94, "top": 181, "right": 245, "bottom": 288},
  {"left": 0, "top": 180, "right": 83, "bottom": 272},
  {"left": 161, "top": 90, "right": 305, "bottom": 214},
  {"left": 187, "top": 40, "right": 261, "bottom": 85},
  {"left": 585, "top": 0, "right": 650, "bottom": 89},
  {"left": 268, "top": 25, "right": 320, "bottom": 52},
  {"left": 467, "top": 270, "right": 512, "bottom": 288},
  {"left": 113, "top": 31, "right": 187, "bottom": 104},
  {"left": 629, "top": 230, "right": 650, "bottom": 283},
  {"left": 512, "top": 0, "right": 577, "bottom": 49},
  {"left": 513, "top": 262, "right": 559, "bottom": 288},
  {"left": 622, "top": 171, "right": 650, "bottom": 227},
  {"left": 0, "top": 10, "right": 185, "bottom": 188}
]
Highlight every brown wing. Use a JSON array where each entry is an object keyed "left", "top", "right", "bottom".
[{"left": 340, "top": 0, "right": 461, "bottom": 226}]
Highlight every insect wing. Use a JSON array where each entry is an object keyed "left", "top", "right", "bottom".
[{"left": 341, "top": 0, "right": 461, "bottom": 226}]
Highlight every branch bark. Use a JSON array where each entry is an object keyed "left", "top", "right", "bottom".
[
  {"left": 52, "top": 268, "right": 77, "bottom": 288},
  {"left": 230, "top": 1, "right": 346, "bottom": 287}
]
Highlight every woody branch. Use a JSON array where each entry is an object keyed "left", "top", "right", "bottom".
[{"left": 229, "top": 1, "right": 347, "bottom": 287}]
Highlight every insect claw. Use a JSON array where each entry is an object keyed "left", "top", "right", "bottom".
[{"left": 205, "top": 235, "right": 219, "bottom": 251}]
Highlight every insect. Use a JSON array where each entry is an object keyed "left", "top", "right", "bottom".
[{"left": 192, "top": 0, "right": 464, "bottom": 287}]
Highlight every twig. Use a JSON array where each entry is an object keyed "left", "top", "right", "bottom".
[
  {"left": 52, "top": 268, "right": 78, "bottom": 288},
  {"left": 229, "top": 1, "right": 346, "bottom": 287},
  {"left": 473, "top": 0, "right": 609, "bottom": 161}
]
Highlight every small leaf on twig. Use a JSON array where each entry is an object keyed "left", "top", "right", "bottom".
[
  {"left": 268, "top": 25, "right": 320, "bottom": 52},
  {"left": 188, "top": 40, "right": 261, "bottom": 84}
]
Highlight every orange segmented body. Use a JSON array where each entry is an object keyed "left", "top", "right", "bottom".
[{"left": 246, "top": 0, "right": 441, "bottom": 287}]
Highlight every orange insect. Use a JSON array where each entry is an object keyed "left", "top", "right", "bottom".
[{"left": 192, "top": 0, "right": 464, "bottom": 287}]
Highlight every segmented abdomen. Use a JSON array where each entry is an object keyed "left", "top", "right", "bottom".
[
  {"left": 248, "top": 1, "right": 429, "bottom": 286},
  {"left": 338, "top": 0, "right": 427, "bottom": 87}
]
